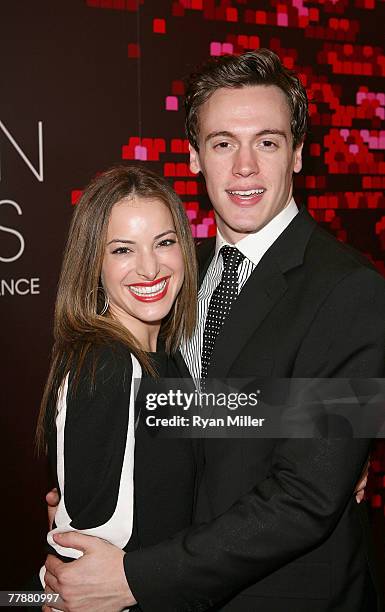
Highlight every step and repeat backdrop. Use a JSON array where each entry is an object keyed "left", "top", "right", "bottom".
[{"left": 1, "top": 0, "right": 384, "bottom": 588}]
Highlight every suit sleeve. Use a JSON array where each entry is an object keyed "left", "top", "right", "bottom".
[
  {"left": 47, "top": 344, "right": 141, "bottom": 560},
  {"left": 124, "top": 267, "right": 385, "bottom": 611}
]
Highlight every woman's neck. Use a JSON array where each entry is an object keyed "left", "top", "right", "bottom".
[{"left": 109, "top": 306, "right": 160, "bottom": 352}]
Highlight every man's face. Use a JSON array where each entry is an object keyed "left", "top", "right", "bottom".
[{"left": 189, "top": 85, "right": 303, "bottom": 244}]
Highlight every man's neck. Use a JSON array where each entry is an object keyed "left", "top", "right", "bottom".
[{"left": 213, "top": 198, "right": 299, "bottom": 267}]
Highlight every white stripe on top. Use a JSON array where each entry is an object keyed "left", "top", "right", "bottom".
[{"left": 39, "top": 353, "right": 141, "bottom": 586}]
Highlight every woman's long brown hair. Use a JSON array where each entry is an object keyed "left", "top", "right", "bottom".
[{"left": 36, "top": 165, "right": 197, "bottom": 452}]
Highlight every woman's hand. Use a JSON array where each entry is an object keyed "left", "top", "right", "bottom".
[
  {"left": 46, "top": 487, "right": 60, "bottom": 530},
  {"left": 355, "top": 458, "right": 370, "bottom": 504}
]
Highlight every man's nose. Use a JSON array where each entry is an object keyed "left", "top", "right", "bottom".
[{"left": 232, "top": 146, "right": 259, "bottom": 177}]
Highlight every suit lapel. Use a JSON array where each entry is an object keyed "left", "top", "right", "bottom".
[
  {"left": 201, "top": 207, "right": 316, "bottom": 379},
  {"left": 197, "top": 237, "right": 215, "bottom": 286},
  {"left": 207, "top": 257, "right": 287, "bottom": 378}
]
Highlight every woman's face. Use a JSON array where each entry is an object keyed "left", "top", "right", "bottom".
[{"left": 101, "top": 196, "right": 185, "bottom": 343}]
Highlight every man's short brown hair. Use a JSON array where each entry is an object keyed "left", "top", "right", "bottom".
[{"left": 185, "top": 48, "right": 308, "bottom": 151}]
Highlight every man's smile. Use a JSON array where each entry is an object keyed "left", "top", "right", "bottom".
[{"left": 226, "top": 188, "right": 266, "bottom": 207}]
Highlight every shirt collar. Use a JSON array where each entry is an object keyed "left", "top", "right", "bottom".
[{"left": 213, "top": 198, "right": 299, "bottom": 267}]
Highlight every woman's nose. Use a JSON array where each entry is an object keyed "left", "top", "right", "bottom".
[{"left": 135, "top": 250, "right": 160, "bottom": 280}]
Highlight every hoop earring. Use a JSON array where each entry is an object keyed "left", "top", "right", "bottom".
[
  {"left": 99, "top": 286, "right": 109, "bottom": 316},
  {"left": 88, "top": 286, "right": 109, "bottom": 316}
]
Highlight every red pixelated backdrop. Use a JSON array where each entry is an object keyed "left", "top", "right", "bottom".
[{"left": 0, "top": 0, "right": 384, "bottom": 588}]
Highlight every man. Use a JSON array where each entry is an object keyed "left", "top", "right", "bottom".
[{"left": 45, "top": 49, "right": 385, "bottom": 611}]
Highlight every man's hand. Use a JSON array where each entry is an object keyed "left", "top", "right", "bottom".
[
  {"left": 355, "top": 458, "right": 370, "bottom": 504},
  {"left": 43, "top": 532, "right": 136, "bottom": 612},
  {"left": 46, "top": 488, "right": 60, "bottom": 531}
]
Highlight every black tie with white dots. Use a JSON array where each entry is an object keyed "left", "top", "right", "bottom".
[{"left": 201, "top": 245, "right": 245, "bottom": 380}]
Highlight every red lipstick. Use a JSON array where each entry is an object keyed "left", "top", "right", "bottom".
[{"left": 127, "top": 276, "right": 170, "bottom": 303}]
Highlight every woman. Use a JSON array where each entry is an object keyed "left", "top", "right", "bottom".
[{"left": 36, "top": 165, "right": 198, "bottom": 585}]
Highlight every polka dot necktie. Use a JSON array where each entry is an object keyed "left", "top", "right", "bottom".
[{"left": 201, "top": 246, "right": 245, "bottom": 379}]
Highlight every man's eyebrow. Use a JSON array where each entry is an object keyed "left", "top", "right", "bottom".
[
  {"left": 106, "top": 230, "right": 176, "bottom": 246},
  {"left": 205, "top": 129, "right": 288, "bottom": 143},
  {"left": 205, "top": 130, "right": 235, "bottom": 143},
  {"left": 256, "top": 129, "right": 288, "bottom": 140}
]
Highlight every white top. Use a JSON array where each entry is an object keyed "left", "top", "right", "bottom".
[{"left": 39, "top": 350, "right": 141, "bottom": 592}]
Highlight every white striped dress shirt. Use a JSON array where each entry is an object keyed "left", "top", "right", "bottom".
[{"left": 181, "top": 199, "right": 299, "bottom": 382}]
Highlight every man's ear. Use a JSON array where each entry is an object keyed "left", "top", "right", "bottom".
[
  {"left": 189, "top": 144, "right": 201, "bottom": 175},
  {"left": 293, "top": 141, "right": 304, "bottom": 174}
]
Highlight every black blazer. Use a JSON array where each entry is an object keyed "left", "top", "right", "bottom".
[{"left": 126, "top": 207, "right": 385, "bottom": 611}]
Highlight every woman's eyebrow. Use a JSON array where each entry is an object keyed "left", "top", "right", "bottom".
[{"left": 107, "top": 230, "right": 176, "bottom": 246}]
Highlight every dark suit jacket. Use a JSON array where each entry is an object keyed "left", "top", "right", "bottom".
[{"left": 126, "top": 207, "right": 385, "bottom": 611}]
